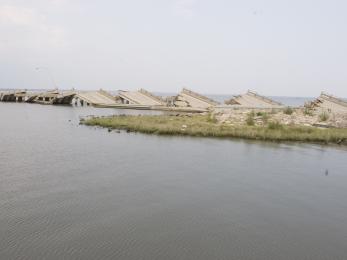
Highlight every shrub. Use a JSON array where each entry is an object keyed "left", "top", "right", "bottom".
[
  {"left": 270, "top": 108, "right": 277, "bottom": 114},
  {"left": 304, "top": 108, "right": 313, "bottom": 116},
  {"left": 255, "top": 112, "right": 270, "bottom": 123},
  {"left": 283, "top": 107, "right": 293, "bottom": 115},
  {"left": 207, "top": 113, "right": 218, "bottom": 123},
  {"left": 246, "top": 112, "right": 255, "bottom": 126},
  {"left": 319, "top": 112, "right": 329, "bottom": 122},
  {"left": 268, "top": 121, "right": 283, "bottom": 130},
  {"left": 261, "top": 113, "right": 269, "bottom": 123}
]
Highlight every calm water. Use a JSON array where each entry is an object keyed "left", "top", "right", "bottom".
[{"left": 1, "top": 103, "right": 347, "bottom": 260}]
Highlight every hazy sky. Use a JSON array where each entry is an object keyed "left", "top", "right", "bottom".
[{"left": 1, "top": 0, "right": 347, "bottom": 96}]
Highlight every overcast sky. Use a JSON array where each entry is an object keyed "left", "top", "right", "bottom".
[{"left": 0, "top": 0, "right": 346, "bottom": 96}]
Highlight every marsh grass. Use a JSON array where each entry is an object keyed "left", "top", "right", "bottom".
[{"left": 83, "top": 114, "right": 347, "bottom": 145}]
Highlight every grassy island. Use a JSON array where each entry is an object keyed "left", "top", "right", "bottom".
[{"left": 82, "top": 114, "right": 347, "bottom": 145}]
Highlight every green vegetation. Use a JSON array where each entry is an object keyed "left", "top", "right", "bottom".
[
  {"left": 319, "top": 111, "right": 329, "bottom": 122},
  {"left": 207, "top": 112, "right": 218, "bottom": 123},
  {"left": 246, "top": 111, "right": 255, "bottom": 126},
  {"left": 283, "top": 106, "right": 294, "bottom": 115},
  {"left": 256, "top": 112, "right": 263, "bottom": 116},
  {"left": 82, "top": 114, "right": 347, "bottom": 145},
  {"left": 255, "top": 112, "right": 270, "bottom": 124},
  {"left": 270, "top": 109, "right": 277, "bottom": 114},
  {"left": 267, "top": 121, "right": 283, "bottom": 130},
  {"left": 261, "top": 113, "right": 270, "bottom": 123},
  {"left": 263, "top": 114, "right": 270, "bottom": 123},
  {"left": 304, "top": 107, "right": 313, "bottom": 116}
]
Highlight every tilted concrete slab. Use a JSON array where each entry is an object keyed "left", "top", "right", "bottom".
[
  {"left": 118, "top": 89, "right": 166, "bottom": 106},
  {"left": 225, "top": 90, "right": 283, "bottom": 108},
  {"left": 76, "top": 90, "right": 117, "bottom": 106},
  {"left": 174, "top": 88, "right": 219, "bottom": 109},
  {"left": 138, "top": 89, "right": 167, "bottom": 105},
  {"left": 307, "top": 92, "right": 347, "bottom": 113}
]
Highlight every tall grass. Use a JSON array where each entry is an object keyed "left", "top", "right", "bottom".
[{"left": 82, "top": 114, "right": 347, "bottom": 145}]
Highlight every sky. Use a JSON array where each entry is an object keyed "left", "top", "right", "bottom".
[{"left": 0, "top": 0, "right": 347, "bottom": 97}]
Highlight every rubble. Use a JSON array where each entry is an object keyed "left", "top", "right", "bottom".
[{"left": 213, "top": 107, "right": 347, "bottom": 128}]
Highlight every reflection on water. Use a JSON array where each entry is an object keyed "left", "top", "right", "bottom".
[{"left": 1, "top": 103, "right": 347, "bottom": 260}]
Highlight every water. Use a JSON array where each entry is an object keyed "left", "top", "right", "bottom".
[{"left": 1, "top": 102, "right": 347, "bottom": 260}]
